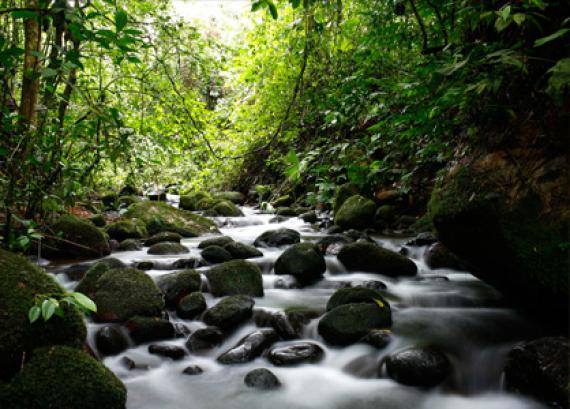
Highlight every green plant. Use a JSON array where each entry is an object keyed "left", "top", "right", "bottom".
[{"left": 28, "top": 292, "right": 97, "bottom": 323}]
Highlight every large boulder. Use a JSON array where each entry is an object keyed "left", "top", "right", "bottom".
[
  {"left": 176, "top": 292, "right": 207, "bottom": 319},
  {"left": 267, "top": 342, "right": 324, "bottom": 366},
  {"left": 253, "top": 228, "right": 301, "bottom": 248},
  {"left": 185, "top": 327, "right": 224, "bottom": 352},
  {"left": 385, "top": 347, "right": 451, "bottom": 388},
  {"left": 157, "top": 270, "right": 202, "bottom": 308},
  {"left": 125, "top": 316, "right": 174, "bottom": 344},
  {"left": 326, "top": 287, "right": 389, "bottom": 312},
  {"left": 124, "top": 201, "right": 217, "bottom": 237},
  {"left": 179, "top": 191, "right": 212, "bottom": 211},
  {"left": 207, "top": 201, "right": 243, "bottom": 217},
  {"left": 92, "top": 268, "right": 164, "bottom": 322},
  {"left": 428, "top": 160, "right": 569, "bottom": 324},
  {"left": 504, "top": 337, "right": 569, "bottom": 408},
  {"left": 337, "top": 242, "right": 417, "bottom": 277},
  {"left": 205, "top": 260, "right": 264, "bottom": 297},
  {"left": 144, "top": 232, "right": 182, "bottom": 247},
  {"left": 201, "top": 245, "right": 233, "bottom": 264},
  {"left": 43, "top": 215, "right": 110, "bottom": 260},
  {"left": 104, "top": 219, "right": 147, "bottom": 241},
  {"left": 147, "top": 242, "right": 189, "bottom": 255},
  {"left": 223, "top": 241, "right": 263, "bottom": 259},
  {"left": 198, "top": 236, "right": 234, "bottom": 249},
  {"left": 332, "top": 183, "right": 359, "bottom": 214},
  {"left": 202, "top": 295, "right": 255, "bottom": 330},
  {"left": 244, "top": 368, "right": 281, "bottom": 390},
  {"left": 217, "top": 329, "right": 278, "bottom": 364},
  {"left": 274, "top": 243, "right": 326, "bottom": 284},
  {"left": 334, "top": 195, "right": 376, "bottom": 230},
  {"left": 95, "top": 326, "right": 129, "bottom": 356},
  {"left": 213, "top": 191, "right": 246, "bottom": 205},
  {"left": 1, "top": 346, "right": 126, "bottom": 409},
  {"left": 0, "top": 250, "right": 86, "bottom": 380},
  {"left": 318, "top": 303, "right": 391, "bottom": 346},
  {"left": 75, "top": 258, "right": 127, "bottom": 295}
]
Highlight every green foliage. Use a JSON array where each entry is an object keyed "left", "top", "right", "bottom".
[{"left": 28, "top": 292, "right": 97, "bottom": 324}]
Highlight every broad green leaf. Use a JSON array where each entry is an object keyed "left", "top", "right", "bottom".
[
  {"left": 534, "top": 29, "right": 570, "bottom": 47},
  {"left": 41, "top": 68, "right": 58, "bottom": 78},
  {"left": 267, "top": 1, "right": 278, "bottom": 19},
  {"left": 115, "top": 9, "right": 128, "bottom": 32},
  {"left": 41, "top": 299, "right": 57, "bottom": 321},
  {"left": 69, "top": 292, "right": 97, "bottom": 312},
  {"left": 28, "top": 305, "right": 41, "bottom": 323}
]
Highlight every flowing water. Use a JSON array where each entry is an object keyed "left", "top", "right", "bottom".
[{"left": 53, "top": 206, "right": 548, "bottom": 409}]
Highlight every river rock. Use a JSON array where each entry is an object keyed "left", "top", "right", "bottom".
[
  {"left": 326, "top": 287, "right": 389, "bottom": 312},
  {"left": 180, "top": 191, "right": 211, "bottom": 211},
  {"left": 148, "top": 344, "right": 186, "bottom": 360},
  {"left": 213, "top": 191, "right": 246, "bottom": 205},
  {"left": 105, "top": 220, "right": 147, "bottom": 241},
  {"left": 182, "top": 365, "right": 204, "bottom": 375},
  {"left": 385, "top": 347, "right": 451, "bottom": 388},
  {"left": 334, "top": 195, "right": 376, "bottom": 230},
  {"left": 333, "top": 183, "right": 360, "bottom": 214},
  {"left": 274, "top": 243, "right": 326, "bottom": 284},
  {"left": 95, "top": 326, "right": 129, "bottom": 356},
  {"left": 147, "top": 242, "right": 189, "bottom": 255},
  {"left": 337, "top": 242, "right": 417, "bottom": 277},
  {"left": 244, "top": 368, "right": 282, "bottom": 390},
  {"left": 185, "top": 327, "right": 225, "bottom": 352},
  {"left": 318, "top": 303, "right": 391, "bottom": 346},
  {"left": 205, "top": 260, "right": 264, "bottom": 297},
  {"left": 269, "top": 215, "right": 288, "bottom": 224},
  {"left": 360, "top": 329, "right": 392, "bottom": 349},
  {"left": 267, "top": 342, "right": 324, "bottom": 366},
  {"left": 176, "top": 292, "right": 207, "bottom": 319},
  {"left": 300, "top": 211, "right": 318, "bottom": 223},
  {"left": 209, "top": 201, "right": 244, "bottom": 217},
  {"left": 316, "top": 234, "right": 354, "bottom": 255},
  {"left": 117, "top": 239, "right": 142, "bottom": 251},
  {"left": 157, "top": 270, "right": 202, "bottom": 308},
  {"left": 93, "top": 268, "right": 164, "bottom": 322},
  {"left": 202, "top": 295, "right": 255, "bottom": 330},
  {"left": 75, "top": 258, "right": 127, "bottom": 295},
  {"left": 198, "top": 236, "right": 235, "bottom": 249},
  {"left": 144, "top": 232, "right": 182, "bottom": 246},
  {"left": 424, "top": 242, "right": 464, "bottom": 270},
  {"left": 406, "top": 232, "right": 438, "bottom": 247},
  {"left": 272, "top": 195, "right": 293, "bottom": 207},
  {"left": 504, "top": 337, "right": 569, "bottom": 408},
  {"left": 253, "top": 228, "right": 301, "bottom": 248},
  {"left": 223, "top": 241, "right": 263, "bottom": 259},
  {"left": 171, "top": 258, "right": 201, "bottom": 269},
  {"left": 201, "top": 245, "right": 233, "bottom": 264},
  {"left": 125, "top": 316, "right": 175, "bottom": 344},
  {"left": 217, "top": 329, "right": 279, "bottom": 364}
]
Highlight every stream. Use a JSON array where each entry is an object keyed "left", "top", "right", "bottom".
[{"left": 53, "top": 205, "right": 548, "bottom": 409}]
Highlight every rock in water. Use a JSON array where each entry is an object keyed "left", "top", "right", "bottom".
[
  {"left": 223, "top": 241, "right": 263, "bottom": 259},
  {"left": 201, "top": 245, "right": 233, "bottom": 264},
  {"left": 147, "top": 242, "right": 189, "bottom": 255},
  {"left": 334, "top": 195, "right": 376, "bottom": 230},
  {"left": 385, "top": 347, "right": 450, "bottom": 388},
  {"left": 205, "top": 260, "right": 264, "bottom": 297},
  {"left": 198, "top": 236, "right": 234, "bottom": 249},
  {"left": 244, "top": 368, "right": 281, "bottom": 390},
  {"left": 185, "top": 327, "right": 224, "bottom": 352},
  {"left": 253, "top": 228, "right": 301, "bottom": 248},
  {"left": 176, "top": 292, "right": 207, "bottom": 319},
  {"left": 274, "top": 243, "right": 326, "bottom": 284},
  {"left": 424, "top": 242, "right": 464, "bottom": 270},
  {"left": 318, "top": 303, "right": 391, "bottom": 346},
  {"left": 148, "top": 344, "right": 186, "bottom": 360},
  {"left": 202, "top": 295, "right": 255, "bottom": 330},
  {"left": 95, "top": 326, "right": 129, "bottom": 356},
  {"left": 337, "top": 242, "right": 417, "bottom": 277},
  {"left": 157, "top": 270, "right": 202, "bottom": 308},
  {"left": 125, "top": 317, "right": 175, "bottom": 344},
  {"left": 105, "top": 220, "right": 147, "bottom": 241},
  {"left": 217, "top": 329, "right": 278, "bottom": 364},
  {"left": 267, "top": 342, "right": 324, "bottom": 366},
  {"left": 326, "top": 287, "right": 389, "bottom": 312},
  {"left": 144, "top": 232, "right": 182, "bottom": 246},
  {"left": 504, "top": 337, "right": 569, "bottom": 408},
  {"left": 182, "top": 365, "right": 204, "bottom": 375}
]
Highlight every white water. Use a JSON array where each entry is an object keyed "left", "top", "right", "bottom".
[{"left": 54, "top": 206, "right": 547, "bottom": 409}]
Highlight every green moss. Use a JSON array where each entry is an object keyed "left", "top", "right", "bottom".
[
  {"left": 196, "top": 197, "right": 219, "bottom": 211},
  {"left": 89, "top": 214, "right": 106, "bottom": 227},
  {"left": 43, "top": 215, "right": 110, "bottom": 260},
  {"left": 179, "top": 191, "right": 212, "bottom": 211},
  {"left": 326, "top": 287, "right": 390, "bottom": 312},
  {"left": 157, "top": 270, "right": 202, "bottom": 307},
  {"left": 333, "top": 183, "right": 360, "bottom": 214},
  {"left": 144, "top": 232, "right": 182, "bottom": 246},
  {"left": 0, "top": 250, "right": 86, "bottom": 380},
  {"left": 272, "top": 195, "right": 293, "bottom": 208},
  {"left": 206, "top": 260, "right": 264, "bottom": 297},
  {"left": 125, "top": 201, "right": 217, "bottom": 236},
  {"left": 93, "top": 268, "right": 164, "bottom": 322},
  {"left": 334, "top": 195, "right": 376, "bottom": 229},
  {"left": 118, "top": 195, "right": 141, "bottom": 207},
  {"left": 4, "top": 346, "right": 126, "bottom": 409},
  {"left": 75, "top": 258, "right": 126, "bottom": 296},
  {"left": 211, "top": 200, "right": 243, "bottom": 217},
  {"left": 105, "top": 219, "right": 147, "bottom": 241},
  {"left": 212, "top": 191, "right": 246, "bottom": 204}
]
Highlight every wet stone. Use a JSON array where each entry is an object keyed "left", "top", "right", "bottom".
[
  {"left": 217, "top": 329, "right": 278, "bottom": 365},
  {"left": 121, "top": 356, "right": 150, "bottom": 371},
  {"left": 186, "top": 326, "right": 225, "bottom": 352},
  {"left": 95, "top": 326, "right": 129, "bottom": 356},
  {"left": 148, "top": 344, "right": 186, "bottom": 360},
  {"left": 267, "top": 342, "right": 325, "bottom": 366},
  {"left": 182, "top": 365, "right": 204, "bottom": 376},
  {"left": 244, "top": 368, "right": 282, "bottom": 390}
]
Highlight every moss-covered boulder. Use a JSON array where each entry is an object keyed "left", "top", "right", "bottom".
[
  {"left": 338, "top": 242, "right": 417, "bottom": 277},
  {"left": 253, "top": 228, "right": 301, "bottom": 248},
  {"left": 100, "top": 191, "right": 118, "bottom": 208},
  {"left": 179, "top": 191, "right": 212, "bottom": 211},
  {"left": 93, "top": 268, "right": 164, "bottom": 322},
  {"left": 144, "top": 232, "right": 182, "bottom": 247},
  {"left": 43, "top": 215, "right": 110, "bottom": 260},
  {"left": 272, "top": 195, "right": 294, "bottom": 208},
  {"left": 276, "top": 207, "right": 298, "bottom": 217},
  {"left": 326, "top": 287, "right": 390, "bottom": 312},
  {"left": 147, "top": 242, "right": 189, "bottom": 255},
  {"left": 210, "top": 200, "right": 244, "bottom": 217},
  {"left": 212, "top": 191, "right": 246, "bottom": 205},
  {"left": 157, "top": 270, "right": 202, "bottom": 308},
  {"left": 75, "top": 258, "right": 127, "bottom": 295},
  {"left": 428, "top": 162, "right": 570, "bottom": 323},
  {"left": 0, "top": 250, "right": 86, "bottom": 380},
  {"left": 274, "top": 243, "right": 326, "bottom": 284},
  {"left": 334, "top": 195, "right": 376, "bottom": 230},
  {"left": 105, "top": 219, "right": 147, "bottom": 241},
  {"left": 176, "top": 292, "right": 207, "bottom": 319},
  {"left": 125, "top": 201, "right": 217, "bottom": 237},
  {"left": 124, "top": 316, "right": 174, "bottom": 344},
  {"left": 117, "top": 238, "right": 142, "bottom": 251},
  {"left": 318, "top": 303, "right": 392, "bottom": 346},
  {"left": 203, "top": 295, "right": 255, "bottom": 330},
  {"left": 2, "top": 346, "right": 126, "bottom": 409},
  {"left": 198, "top": 236, "right": 235, "bottom": 249},
  {"left": 206, "top": 260, "right": 264, "bottom": 297},
  {"left": 333, "top": 183, "right": 360, "bottom": 214},
  {"left": 89, "top": 214, "right": 106, "bottom": 227},
  {"left": 201, "top": 245, "right": 233, "bottom": 264},
  {"left": 223, "top": 241, "right": 263, "bottom": 259}
]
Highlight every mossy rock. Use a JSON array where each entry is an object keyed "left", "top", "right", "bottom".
[
  {"left": 274, "top": 243, "right": 326, "bottom": 284},
  {"left": 0, "top": 250, "right": 87, "bottom": 380},
  {"left": 333, "top": 183, "right": 359, "bottom": 215},
  {"left": 176, "top": 292, "right": 207, "bottom": 319},
  {"left": 334, "top": 195, "right": 376, "bottom": 230},
  {"left": 429, "top": 164, "right": 570, "bottom": 323},
  {"left": 89, "top": 214, "right": 106, "bottom": 227},
  {"left": 124, "top": 201, "right": 217, "bottom": 237},
  {"left": 124, "top": 316, "right": 175, "bottom": 344},
  {"left": 201, "top": 245, "right": 233, "bottom": 264},
  {"left": 117, "top": 239, "right": 142, "bottom": 252},
  {"left": 318, "top": 303, "right": 392, "bottom": 346},
  {"left": 93, "top": 268, "right": 164, "bottom": 322},
  {"left": 272, "top": 195, "right": 293, "bottom": 208},
  {"left": 338, "top": 242, "right": 417, "bottom": 277},
  {"left": 157, "top": 270, "right": 202, "bottom": 308},
  {"left": 211, "top": 201, "right": 244, "bottom": 217},
  {"left": 326, "top": 287, "right": 390, "bottom": 312},
  {"left": 206, "top": 260, "right": 264, "bottom": 297},
  {"left": 75, "top": 258, "right": 127, "bottom": 295},
  {"left": 144, "top": 232, "right": 182, "bottom": 247},
  {"left": 276, "top": 207, "right": 298, "bottom": 217},
  {"left": 100, "top": 191, "right": 119, "bottom": 208},
  {"left": 179, "top": 191, "right": 212, "bottom": 211},
  {"left": 2, "top": 346, "right": 126, "bottom": 409},
  {"left": 43, "top": 215, "right": 110, "bottom": 260},
  {"left": 198, "top": 236, "right": 235, "bottom": 249},
  {"left": 374, "top": 205, "right": 396, "bottom": 227},
  {"left": 105, "top": 219, "right": 147, "bottom": 241},
  {"left": 223, "top": 241, "right": 263, "bottom": 259},
  {"left": 196, "top": 198, "right": 220, "bottom": 211},
  {"left": 203, "top": 295, "right": 255, "bottom": 330},
  {"left": 118, "top": 195, "right": 141, "bottom": 207},
  {"left": 147, "top": 242, "right": 189, "bottom": 255},
  {"left": 212, "top": 191, "right": 246, "bottom": 205}
]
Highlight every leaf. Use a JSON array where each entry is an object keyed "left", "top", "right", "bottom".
[
  {"left": 11, "top": 10, "right": 38, "bottom": 19},
  {"left": 373, "top": 298, "right": 385, "bottom": 308},
  {"left": 267, "top": 1, "right": 278, "bottom": 19},
  {"left": 40, "top": 68, "right": 58, "bottom": 78},
  {"left": 69, "top": 292, "right": 97, "bottom": 312},
  {"left": 290, "top": 0, "right": 301, "bottom": 8},
  {"left": 28, "top": 305, "right": 41, "bottom": 323},
  {"left": 115, "top": 9, "right": 128, "bottom": 32},
  {"left": 513, "top": 13, "right": 526, "bottom": 26},
  {"left": 251, "top": 0, "right": 264, "bottom": 12},
  {"left": 534, "top": 29, "right": 570, "bottom": 47},
  {"left": 41, "top": 299, "right": 57, "bottom": 321}
]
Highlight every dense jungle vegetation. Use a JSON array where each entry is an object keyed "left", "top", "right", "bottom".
[{"left": 0, "top": 0, "right": 568, "bottom": 246}]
